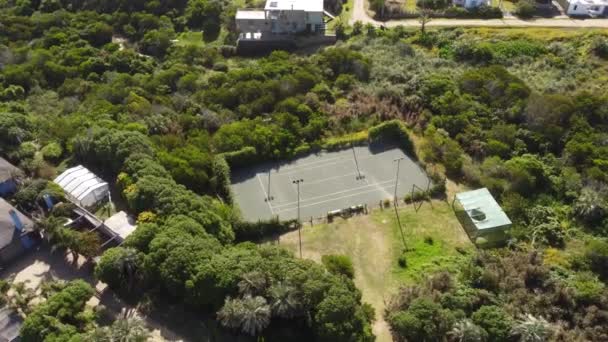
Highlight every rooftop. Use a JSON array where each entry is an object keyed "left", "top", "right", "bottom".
[
  {"left": 0, "top": 158, "right": 20, "bottom": 184},
  {"left": 455, "top": 188, "right": 512, "bottom": 231},
  {"left": 103, "top": 211, "right": 137, "bottom": 241},
  {"left": 264, "top": 0, "right": 324, "bottom": 12},
  {"left": 0, "top": 198, "right": 34, "bottom": 250},
  {"left": 54, "top": 166, "right": 108, "bottom": 203},
  {"left": 236, "top": 10, "right": 266, "bottom": 20},
  {"left": 571, "top": 0, "right": 608, "bottom": 4}
]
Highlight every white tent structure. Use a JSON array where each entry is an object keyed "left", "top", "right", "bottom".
[{"left": 54, "top": 166, "right": 109, "bottom": 208}]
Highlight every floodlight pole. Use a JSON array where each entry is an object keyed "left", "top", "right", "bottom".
[
  {"left": 393, "top": 158, "right": 407, "bottom": 250},
  {"left": 266, "top": 170, "right": 274, "bottom": 202},
  {"left": 394, "top": 158, "right": 404, "bottom": 202},
  {"left": 293, "top": 179, "right": 304, "bottom": 258},
  {"left": 352, "top": 144, "right": 364, "bottom": 180}
]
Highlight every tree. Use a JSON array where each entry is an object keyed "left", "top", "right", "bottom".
[
  {"left": 268, "top": 282, "right": 302, "bottom": 319},
  {"left": 471, "top": 305, "right": 513, "bottom": 342},
  {"left": 20, "top": 280, "right": 94, "bottom": 342},
  {"left": 388, "top": 298, "right": 455, "bottom": 341},
  {"left": 515, "top": 0, "right": 536, "bottom": 18},
  {"left": 84, "top": 309, "right": 150, "bottom": 342},
  {"left": 95, "top": 247, "right": 143, "bottom": 297},
  {"left": 314, "top": 285, "right": 374, "bottom": 341},
  {"left": 217, "top": 295, "right": 271, "bottom": 336},
  {"left": 510, "top": 314, "right": 553, "bottom": 342},
  {"left": 450, "top": 319, "right": 488, "bottom": 342}
]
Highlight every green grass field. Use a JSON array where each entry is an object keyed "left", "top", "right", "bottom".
[{"left": 279, "top": 200, "right": 473, "bottom": 341}]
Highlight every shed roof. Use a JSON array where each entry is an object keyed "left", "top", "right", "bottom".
[
  {"left": 103, "top": 211, "right": 137, "bottom": 241},
  {"left": 0, "top": 158, "right": 20, "bottom": 184},
  {"left": 0, "top": 198, "right": 34, "bottom": 251},
  {"left": 455, "top": 188, "right": 512, "bottom": 231},
  {"left": 0, "top": 306, "right": 22, "bottom": 342},
  {"left": 265, "top": 0, "right": 324, "bottom": 12},
  {"left": 54, "top": 166, "right": 108, "bottom": 202}
]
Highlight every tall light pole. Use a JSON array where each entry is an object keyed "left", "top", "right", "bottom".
[
  {"left": 352, "top": 143, "right": 365, "bottom": 180},
  {"left": 393, "top": 158, "right": 407, "bottom": 249},
  {"left": 394, "top": 157, "right": 404, "bottom": 202},
  {"left": 265, "top": 170, "right": 274, "bottom": 202},
  {"left": 293, "top": 179, "right": 304, "bottom": 258}
]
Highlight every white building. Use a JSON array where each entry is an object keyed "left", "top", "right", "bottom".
[
  {"left": 54, "top": 165, "right": 109, "bottom": 208},
  {"left": 562, "top": 0, "right": 608, "bottom": 16},
  {"left": 453, "top": 0, "right": 491, "bottom": 9},
  {"left": 236, "top": 0, "right": 326, "bottom": 37}
]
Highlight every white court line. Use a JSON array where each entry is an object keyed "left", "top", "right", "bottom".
[
  {"left": 282, "top": 151, "right": 398, "bottom": 176},
  {"left": 272, "top": 178, "right": 395, "bottom": 209},
  {"left": 256, "top": 174, "right": 275, "bottom": 215},
  {"left": 302, "top": 172, "right": 359, "bottom": 186},
  {"left": 273, "top": 182, "right": 397, "bottom": 214},
  {"left": 276, "top": 155, "right": 348, "bottom": 172}
]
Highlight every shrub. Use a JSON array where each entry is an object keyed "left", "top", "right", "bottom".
[
  {"left": 369, "top": 120, "right": 416, "bottom": 157},
  {"left": 221, "top": 146, "right": 257, "bottom": 169},
  {"left": 41, "top": 142, "right": 63, "bottom": 162},
  {"left": 471, "top": 305, "right": 513, "bottom": 342},
  {"left": 233, "top": 218, "right": 299, "bottom": 242},
  {"left": 515, "top": 0, "right": 536, "bottom": 18},
  {"left": 322, "top": 254, "right": 355, "bottom": 279},
  {"left": 590, "top": 36, "right": 608, "bottom": 59},
  {"left": 398, "top": 255, "right": 408, "bottom": 268}
]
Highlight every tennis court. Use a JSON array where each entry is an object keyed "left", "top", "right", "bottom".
[{"left": 231, "top": 143, "right": 430, "bottom": 222}]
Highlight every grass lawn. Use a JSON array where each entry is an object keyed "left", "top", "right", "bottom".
[{"left": 278, "top": 200, "right": 473, "bottom": 341}]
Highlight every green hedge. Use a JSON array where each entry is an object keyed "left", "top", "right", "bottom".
[
  {"left": 322, "top": 131, "right": 369, "bottom": 151},
  {"left": 211, "top": 155, "right": 234, "bottom": 204},
  {"left": 233, "top": 217, "right": 300, "bottom": 242},
  {"left": 220, "top": 146, "right": 257, "bottom": 169},
  {"left": 368, "top": 120, "right": 416, "bottom": 157}
]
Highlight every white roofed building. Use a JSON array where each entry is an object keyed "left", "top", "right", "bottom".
[
  {"left": 236, "top": 0, "right": 327, "bottom": 39},
  {"left": 561, "top": 0, "right": 608, "bottom": 16},
  {"left": 54, "top": 166, "right": 109, "bottom": 208}
]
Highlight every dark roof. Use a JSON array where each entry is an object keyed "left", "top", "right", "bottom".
[
  {"left": 0, "top": 306, "right": 22, "bottom": 342},
  {"left": 0, "top": 158, "right": 20, "bottom": 184},
  {"left": 0, "top": 199, "right": 34, "bottom": 251}
]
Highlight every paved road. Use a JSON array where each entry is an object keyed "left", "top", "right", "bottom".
[{"left": 350, "top": 0, "right": 608, "bottom": 27}]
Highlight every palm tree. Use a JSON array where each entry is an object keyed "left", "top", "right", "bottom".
[
  {"left": 217, "top": 295, "right": 271, "bottom": 336},
  {"left": 239, "top": 295, "right": 271, "bottom": 336},
  {"left": 237, "top": 271, "right": 267, "bottom": 296},
  {"left": 114, "top": 248, "right": 141, "bottom": 293},
  {"left": 268, "top": 282, "right": 301, "bottom": 319},
  {"left": 85, "top": 309, "right": 150, "bottom": 342},
  {"left": 450, "top": 319, "right": 487, "bottom": 342},
  {"left": 511, "top": 314, "right": 553, "bottom": 342},
  {"left": 574, "top": 188, "right": 607, "bottom": 224},
  {"left": 218, "top": 297, "right": 245, "bottom": 330}
]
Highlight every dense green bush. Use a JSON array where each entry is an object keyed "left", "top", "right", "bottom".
[
  {"left": 233, "top": 218, "right": 299, "bottom": 242},
  {"left": 368, "top": 120, "right": 416, "bottom": 157},
  {"left": 321, "top": 254, "right": 355, "bottom": 279}
]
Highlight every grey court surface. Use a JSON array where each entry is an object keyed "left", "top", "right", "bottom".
[{"left": 231, "top": 144, "right": 430, "bottom": 222}]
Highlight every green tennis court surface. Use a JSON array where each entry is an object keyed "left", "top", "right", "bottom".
[{"left": 231, "top": 144, "right": 430, "bottom": 221}]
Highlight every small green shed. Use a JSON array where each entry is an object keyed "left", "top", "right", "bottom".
[{"left": 454, "top": 188, "right": 512, "bottom": 246}]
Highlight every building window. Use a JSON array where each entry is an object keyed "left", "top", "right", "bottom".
[{"left": 573, "top": 5, "right": 577, "bottom": 10}]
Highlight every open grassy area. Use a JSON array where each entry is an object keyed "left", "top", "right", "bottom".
[{"left": 278, "top": 200, "right": 473, "bottom": 341}]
